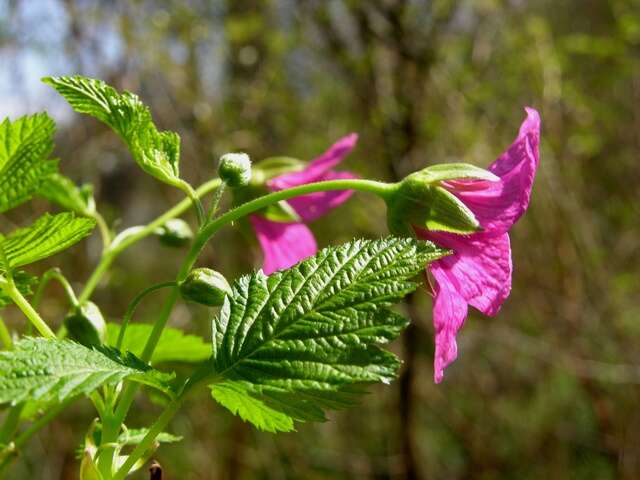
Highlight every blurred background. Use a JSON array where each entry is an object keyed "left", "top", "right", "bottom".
[{"left": 1, "top": 0, "right": 640, "bottom": 478}]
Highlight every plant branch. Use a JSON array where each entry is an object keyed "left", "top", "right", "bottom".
[{"left": 78, "top": 178, "right": 221, "bottom": 303}]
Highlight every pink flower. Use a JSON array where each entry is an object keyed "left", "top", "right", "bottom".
[
  {"left": 415, "top": 108, "right": 540, "bottom": 383},
  {"left": 250, "top": 134, "right": 358, "bottom": 274}
]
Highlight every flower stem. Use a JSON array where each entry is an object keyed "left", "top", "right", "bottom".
[
  {"left": 116, "top": 281, "right": 177, "bottom": 351},
  {"left": 33, "top": 268, "right": 79, "bottom": 310},
  {"left": 78, "top": 178, "right": 221, "bottom": 303},
  {"left": 102, "top": 178, "right": 394, "bottom": 474},
  {"left": 0, "top": 316, "right": 12, "bottom": 350},
  {"left": 93, "top": 212, "right": 112, "bottom": 250}
]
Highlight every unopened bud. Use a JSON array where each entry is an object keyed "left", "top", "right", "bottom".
[
  {"left": 65, "top": 301, "right": 106, "bottom": 347},
  {"left": 179, "top": 268, "right": 232, "bottom": 307},
  {"left": 218, "top": 153, "right": 252, "bottom": 187},
  {"left": 386, "top": 165, "right": 494, "bottom": 236},
  {"left": 155, "top": 218, "right": 193, "bottom": 248}
]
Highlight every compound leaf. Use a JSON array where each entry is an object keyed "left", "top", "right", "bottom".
[
  {"left": 0, "top": 113, "right": 58, "bottom": 213},
  {"left": 0, "top": 212, "right": 95, "bottom": 272},
  {"left": 0, "top": 338, "right": 175, "bottom": 405},
  {"left": 210, "top": 237, "right": 448, "bottom": 432}
]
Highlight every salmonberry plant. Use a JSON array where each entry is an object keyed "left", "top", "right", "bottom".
[{"left": 0, "top": 76, "right": 539, "bottom": 479}]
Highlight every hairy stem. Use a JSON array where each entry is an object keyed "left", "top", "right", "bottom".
[{"left": 208, "top": 182, "right": 226, "bottom": 219}]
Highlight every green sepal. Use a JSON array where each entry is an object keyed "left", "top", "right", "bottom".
[
  {"left": 386, "top": 176, "right": 481, "bottom": 236},
  {"left": 154, "top": 218, "right": 193, "bottom": 248},
  {"left": 414, "top": 163, "right": 499, "bottom": 184},
  {"left": 179, "top": 268, "right": 232, "bottom": 307},
  {"left": 64, "top": 301, "right": 107, "bottom": 348}
]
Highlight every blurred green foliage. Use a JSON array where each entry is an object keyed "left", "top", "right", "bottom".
[{"left": 1, "top": 0, "right": 639, "bottom": 478}]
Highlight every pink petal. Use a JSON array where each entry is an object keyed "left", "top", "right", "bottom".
[
  {"left": 286, "top": 171, "right": 357, "bottom": 222},
  {"left": 421, "top": 229, "right": 512, "bottom": 316},
  {"left": 249, "top": 215, "right": 318, "bottom": 275},
  {"left": 431, "top": 267, "right": 468, "bottom": 383},
  {"left": 444, "top": 108, "right": 540, "bottom": 235},
  {"left": 268, "top": 133, "right": 358, "bottom": 189}
]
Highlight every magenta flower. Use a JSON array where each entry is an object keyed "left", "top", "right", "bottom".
[
  {"left": 250, "top": 134, "right": 358, "bottom": 274},
  {"left": 415, "top": 108, "right": 541, "bottom": 383}
]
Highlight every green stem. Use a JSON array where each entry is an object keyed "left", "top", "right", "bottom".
[
  {"left": 0, "top": 405, "right": 22, "bottom": 446},
  {"left": 180, "top": 181, "right": 206, "bottom": 227},
  {"left": 208, "top": 183, "right": 226, "bottom": 220},
  {"left": 93, "top": 212, "right": 112, "bottom": 250},
  {"left": 107, "top": 178, "right": 393, "bottom": 441},
  {"left": 112, "top": 364, "right": 211, "bottom": 480},
  {"left": 193, "top": 178, "right": 393, "bottom": 264},
  {"left": 33, "top": 268, "right": 79, "bottom": 309},
  {"left": 78, "top": 178, "right": 221, "bottom": 303},
  {"left": 0, "top": 281, "right": 55, "bottom": 339},
  {"left": 0, "top": 398, "right": 74, "bottom": 476},
  {"left": 116, "top": 281, "right": 177, "bottom": 351},
  {"left": 0, "top": 316, "right": 12, "bottom": 350},
  {"left": 112, "top": 397, "right": 183, "bottom": 480}
]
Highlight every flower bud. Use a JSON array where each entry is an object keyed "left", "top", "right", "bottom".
[
  {"left": 64, "top": 301, "right": 106, "bottom": 347},
  {"left": 179, "top": 268, "right": 232, "bottom": 307},
  {"left": 154, "top": 218, "right": 193, "bottom": 248},
  {"left": 386, "top": 165, "right": 494, "bottom": 236},
  {"left": 218, "top": 152, "right": 252, "bottom": 187}
]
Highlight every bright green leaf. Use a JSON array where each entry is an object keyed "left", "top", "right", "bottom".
[
  {"left": 0, "top": 113, "right": 59, "bottom": 213},
  {"left": 0, "top": 213, "right": 95, "bottom": 272},
  {"left": 42, "top": 76, "right": 183, "bottom": 188},
  {"left": 106, "top": 323, "right": 211, "bottom": 364},
  {"left": 0, "top": 338, "right": 175, "bottom": 405},
  {"left": 0, "top": 271, "right": 37, "bottom": 308},
  {"left": 210, "top": 237, "right": 447, "bottom": 432},
  {"left": 39, "top": 173, "right": 96, "bottom": 216}
]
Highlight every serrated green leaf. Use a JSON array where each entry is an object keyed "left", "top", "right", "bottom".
[
  {"left": 42, "top": 76, "right": 183, "bottom": 188},
  {"left": 0, "top": 113, "right": 59, "bottom": 213},
  {"left": 0, "top": 271, "right": 36, "bottom": 308},
  {"left": 210, "top": 237, "right": 447, "bottom": 432},
  {"left": 0, "top": 338, "right": 174, "bottom": 405},
  {"left": 38, "top": 173, "right": 96, "bottom": 216},
  {"left": 106, "top": 324, "right": 211, "bottom": 364},
  {"left": 0, "top": 213, "right": 95, "bottom": 272}
]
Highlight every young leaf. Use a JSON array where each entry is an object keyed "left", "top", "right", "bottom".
[
  {"left": 106, "top": 324, "right": 211, "bottom": 364},
  {"left": 0, "top": 113, "right": 59, "bottom": 213},
  {"left": 38, "top": 173, "right": 96, "bottom": 216},
  {"left": 210, "top": 237, "right": 448, "bottom": 432},
  {"left": 0, "top": 338, "right": 175, "bottom": 405},
  {"left": 0, "top": 213, "right": 95, "bottom": 271},
  {"left": 42, "top": 76, "right": 184, "bottom": 189}
]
